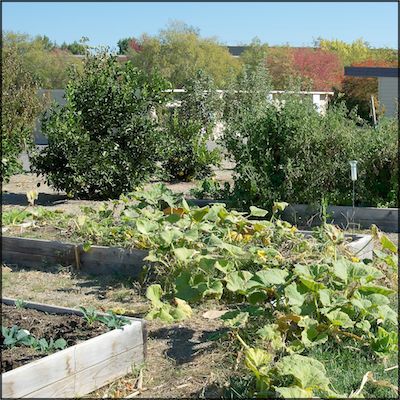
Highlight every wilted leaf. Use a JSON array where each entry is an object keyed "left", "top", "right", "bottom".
[
  {"left": 146, "top": 284, "right": 163, "bottom": 307},
  {"left": 380, "top": 235, "right": 397, "bottom": 254}
]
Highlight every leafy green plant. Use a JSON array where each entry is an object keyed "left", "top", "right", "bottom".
[
  {"left": 2, "top": 326, "right": 33, "bottom": 347},
  {"left": 161, "top": 70, "right": 221, "bottom": 181},
  {"left": 99, "top": 311, "right": 131, "bottom": 330},
  {"left": 221, "top": 64, "right": 398, "bottom": 208},
  {"left": 5, "top": 184, "right": 397, "bottom": 397},
  {"left": 189, "top": 177, "right": 230, "bottom": 200},
  {"left": 145, "top": 284, "right": 192, "bottom": 323},
  {"left": 79, "top": 306, "right": 100, "bottom": 326},
  {"left": 1, "top": 326, "right": 67, "bottom": 353},
  {"left": 31, "top": 48, "right": 172, "bottom": 199},
  {"left": 30, "top": 337, "right": 67, "bottom": 353},
  {"left": 15, "top": 299, "right": 27, "bottom": 309}
]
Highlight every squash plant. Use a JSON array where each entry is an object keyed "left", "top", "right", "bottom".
[{"left": 2, "top": 184, "right": 397, "bottom": 397}]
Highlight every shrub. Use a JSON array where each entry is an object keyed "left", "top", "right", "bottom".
[
  {"left": 1, "top": 43, "right": 46, "bottom": 182},
  {"left": 356, "top": 117, "right": 398, "bottom": 207},
  {"left": 222, "top": 67, "right": 398, "bottom": 208},
  {"left": 31, "top": 49, "right": 171, "bottom": 199},
  {"left": 161, "top": 71, "right": 221, "bottom": 181}
]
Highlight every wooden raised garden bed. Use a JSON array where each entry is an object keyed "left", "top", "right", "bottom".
[
  {"left": 1, "top": 298, "right": 147, "bottom": 398},
  {"left": 1, "top": 236, "right": 147, "bottom": 277},
  {"left": 2, "top": 230, "right": 374, "bottom": 278}
]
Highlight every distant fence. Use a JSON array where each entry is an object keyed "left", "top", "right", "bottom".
[{"left": 34, "top": 89, "right": 333, "bottom": 145}]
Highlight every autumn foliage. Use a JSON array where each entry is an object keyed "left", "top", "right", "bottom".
[{"left": 292, "top": 48, "right": 343, "bottom": 91}]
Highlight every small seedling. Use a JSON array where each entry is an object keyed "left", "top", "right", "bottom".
[
  {"left": 2, "top": 325, "right": 34, "bottom": 347},
  {"left": 31, "top": 337, "right": 67, "bottom": 353},
  {"left": 99, "top": 311, "right": 131, "bottom": 330},
  {"left": 15, "top": 299, "right": 27, "bottom": 309},
  {"left": 79, "top": 306, "right": 100, "bottom": 325}
]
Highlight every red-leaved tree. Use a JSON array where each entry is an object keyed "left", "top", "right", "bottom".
[{"left": 292, "top": 48, "right": 343, "bottom": 91}]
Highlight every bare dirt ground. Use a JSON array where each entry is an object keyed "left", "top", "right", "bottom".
[
  {"left": 2, "top": 162, "right": 234, "bottom": 215},
  {"left": 2, "top": 264, "right": 238, "bottom": 398}
]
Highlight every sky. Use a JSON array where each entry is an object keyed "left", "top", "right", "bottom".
[{"left": 2, "top": 2, "right": 398, "bottom": 50}]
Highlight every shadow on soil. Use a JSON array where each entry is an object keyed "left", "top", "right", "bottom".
[
  {"left": 2, "top": 192, "right": 68, "bottom": 206},
  {"left": 149, "top": 325, "right": 227, "bottom": 365}
]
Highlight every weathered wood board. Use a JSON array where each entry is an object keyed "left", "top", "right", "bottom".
[
  {"left": 282, "top": 204, "right": 398, "bottom": 233},
  {"left": 2, "top": 236, "right": 148, "bottom": 277},
  {"left": 2, "top": 228, "right": 374, "bottom": 278},
  {"left": 1, "top": 298, "right": 147, "bottom": 398},
  {"left": 187, "top": 199, "right": 398, "bottom": 233}
]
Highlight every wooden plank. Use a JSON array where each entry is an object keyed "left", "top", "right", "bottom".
[
  {"left": 74, "top": 322, "right": 144, "bottom": 371},
  {"left": 2, "top": 236, "right": 148, "bottom": 276},
  {"left": 2, "top": 344, "right": 77, "bottom": 398},
  {"left": 2, "top": 236, "right": 75, "bottom": 257},
  {"left": 1, "top": 298, "right": 146, "bottom": 398},
  {"left": 282, "top": 204, "right": 399, "bottom": 232},
  {"left": 2, "top": 250, "right": 54, "bottom": 268},
  {"left": 23, "top": 346, "right": 144, "bottom": 398}
]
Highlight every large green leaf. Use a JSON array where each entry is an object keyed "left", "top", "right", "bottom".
[
  {"left": 136, "top": 219, "right": 159, "bottom": 235},
  {"left": 300, "top": 278, "right": 325, "bottom": 292},
  {"left": 170, "top": 298, "right": 192, "bottom": 321},
  {"left": 326, "top": 310, "right": 354, "bottom": 328},
  {"left": 285, "top": 283, "right": 305, "bottom": 307},
  {"left": 201, "top": 279, "right": 224, "bottom": 299},
  {"left": 257, "top": 324, "right": 285, "bottom": 350},
  {"left": 332, "top": 259, "right": 349, "bottom": 283},
  {"left": 252, "top": 269, "right": 288, "bottom": 287},
  {"left": 225, "top": 271, "right": 254, "bottom": 294},
  {"left": 380, "top": 235, "right": 397, "bottom": 253},
  {"left": 358, "top": 284, "right": 395, "bottom": 296},
  {"left": 275, "top": 354, "right": 330, "bottom": 390},
  {"left": 275, "top": 387, "right": 313, "bottom": 398},
  {"left": 298, "top": 317, "right": 329, "bottom": 347},
  {"left": 174, "top": 272, "right": 201, "bottom": 302},
  {"left": 221, "top": 310, "right": 249, "bottom": 328},
  {"left": 173, "top": 247, "right": 197, "bottom": 262},
  {"left": 249, "top": 206, "right": 268, "bottom": 217},
  {"left": 244, "top": 347, "right": 272, "bottom": 377},
  {"left": 191, "top": 207, "right": 210, "bottom": 222}
]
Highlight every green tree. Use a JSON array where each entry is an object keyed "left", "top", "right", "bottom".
[
  {"left": 31, "top": 49, "right": 172, "bottom": 199},
  {"left": 240, "top": 38, "right": 269, "bottom": 71},
  {"left": 2, "top": 43, "right": 47, "bottom": 181},
  {"left": 3, "top": 31, "right": 82, "bottom": 88},
  {"left": 315, "top": 38, "right": 371, "bottom": 66},
  {"left": 60, "top": 40, "right": 87, "bottom": 55},
  {"left": 128, "top": 21, "right": 242, "bottom": 88}
]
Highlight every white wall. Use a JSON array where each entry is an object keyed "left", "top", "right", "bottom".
[{"left": 378, "top": 77, "right": 398, "bottom": 118}]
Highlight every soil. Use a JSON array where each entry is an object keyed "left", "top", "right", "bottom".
[{"left": 1, "top": 304, "right": 108, "bottom": 373}]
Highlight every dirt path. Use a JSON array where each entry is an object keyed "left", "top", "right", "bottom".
[
  {"left": 2, "top": 265, "right": 236, "bottom": 398},
  {"left": 2, "top": 163, "right": 234, "bottom": 214}
]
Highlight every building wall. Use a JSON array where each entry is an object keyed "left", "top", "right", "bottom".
[{"left": 378, "top": 77, "right": 398, "bottom": 118}]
